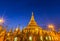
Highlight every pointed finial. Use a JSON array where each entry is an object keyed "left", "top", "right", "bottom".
[
  {"left": 31, "top": 12, "right": 34, "bottom": 20},
  {"left": 28, "top": 12, "right": 38, "bottom": 26},
  {"left": 32, "top": 12, "right": 34, "bottom": 16}
]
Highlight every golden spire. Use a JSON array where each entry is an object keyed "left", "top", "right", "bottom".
[
  {"left": 28, "top": 12, "right": 38, "bottom": 26},
  {"left": 30, "top": 12, "right": 35, "bottom": 21}
]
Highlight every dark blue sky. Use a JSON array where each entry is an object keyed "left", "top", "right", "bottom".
[{"left": 0, "top": 0, "right": 60, "bottom": 30}]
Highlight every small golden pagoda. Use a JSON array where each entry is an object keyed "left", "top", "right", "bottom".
[
  {"left": 0, "top": 25, "right": 6, "bottom": 41},
  {"left": 6, "top": 29, "right": 13, "bottom": 41},
  {"left": 13, "top": 27, "right": 21, "bottom": 41}
]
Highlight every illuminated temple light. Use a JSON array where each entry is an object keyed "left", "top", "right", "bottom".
[
  {"left": 0, "top": 18, "right": 4, "bottom": 24},
  {"left": 7, "top": 33, "right": 10, "bottom": 36},
  {"left": 51, "top": 37, "right": 54, "bottom": 40},
  {"left": 29, "top": 36, "right": 32, "bottom": 41},
  {"left": 46, "top": 36, "right": 48, "bottom": 40},
  {"left": 49, "top": 36, "right": 51, "bottom": 40},
  {"left": 40, "top": 36, "right": 43, "bottom": 40},
  {"left": 16, "top": 28, "right": 19, "bottom": 31},
  {"left": 48, "top": 24, "right": 55, "bottom": 31},
  {"left": 48, "top": 24, "right": 54, "bottom": 29},
  {"left": 14, "top": 37, "right": 18, "bottom": 41}
]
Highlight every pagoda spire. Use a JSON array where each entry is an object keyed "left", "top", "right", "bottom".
[
  {"left": 30, "top": 12, "right": 35, "bottom": 21},
  {"left": 28, "top": 12, "right": 38, "bottom": 26}
]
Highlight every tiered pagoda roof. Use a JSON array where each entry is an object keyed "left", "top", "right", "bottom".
[{"left": 23, "top": 12, "right": 42, "bottom": 30}]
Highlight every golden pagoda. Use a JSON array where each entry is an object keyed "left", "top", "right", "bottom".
[
  {"left": 22, "top": 12, "right": 43, "bottom": 41},
  {"left": 6, "top": 29, "right": 13, "bottom": 41},
  {"left": 0, "top": 25, "right": 6, "bottom": 41},
  {"left": 23, "top": 12, "right": 42, "bottom": 34},
  {"left": 13, "top": 26, "right": 21, "bottom": 41}
]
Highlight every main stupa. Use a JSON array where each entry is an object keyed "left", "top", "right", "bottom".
[{"left": 22, "top": 12, "right": 42, "bottom": 34}]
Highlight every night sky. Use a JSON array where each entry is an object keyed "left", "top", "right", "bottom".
[{"left": 0, "top": 0, "right": 60, "bottom": 30}]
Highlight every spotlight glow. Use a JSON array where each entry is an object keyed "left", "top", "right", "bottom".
[{"left": 0, "top": 18, "right": 4, "bottom": 24}]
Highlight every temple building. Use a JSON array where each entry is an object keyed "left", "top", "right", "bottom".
[{"left": 0, "top": 12, "right": 60, "bottom": 41}]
